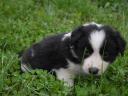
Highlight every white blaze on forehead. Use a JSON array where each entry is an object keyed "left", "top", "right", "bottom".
[
  {"left": 83, "top": 22, "right": 102, "bottom": 27},
  {"left": 62, "top": 32, "right": 71, "bottom": 41},
  {"left": 89, "top": 30, "right": 105, "bottom": 51}
]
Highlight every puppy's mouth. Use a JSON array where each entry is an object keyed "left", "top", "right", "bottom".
[
  {"left": 85, "top": 73, "right": 100, "bottom": 76},
  {"left": 83, "top": 69, "right": 105, "bottom": 76},
  {"left": 83, "top": 72, "right": 102, "bottom": 77}
]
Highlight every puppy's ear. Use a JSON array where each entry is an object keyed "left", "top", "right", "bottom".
[
  {"left": 71, "top": 26, "right": 84, "bottom": 44},
  {"left": 114, "top": 31, "right": 126, "bottom": 55}
]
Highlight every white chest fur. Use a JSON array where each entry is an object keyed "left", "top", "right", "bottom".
[{"left": 54, "top": 59, "right": 82, "bottom": 86}]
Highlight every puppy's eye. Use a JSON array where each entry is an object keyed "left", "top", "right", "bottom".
[
  {"left": 86, "top": 50, "right": 90, "bottom": 55},
  {"left": 84, "top": 48, "right": 91, "bottom": 56},
  {"left": 102, "top": 52, "right": 108, "bottom": 57}
]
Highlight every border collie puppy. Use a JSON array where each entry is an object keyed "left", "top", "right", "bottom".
[{"left": 19, "top": 22, "right": 126, "bottom": 86}]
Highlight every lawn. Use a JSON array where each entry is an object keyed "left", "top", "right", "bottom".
[{"left": 0, "top": 0, "right": 128, "bottom": 96}]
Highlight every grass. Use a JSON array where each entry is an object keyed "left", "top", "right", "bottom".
[{"left": 0, "top": 0, "right": 128, "bottom": 95}]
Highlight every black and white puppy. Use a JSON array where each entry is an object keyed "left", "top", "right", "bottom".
[{"left": 20, "top": 22, "right": 126, "bottom": 86}]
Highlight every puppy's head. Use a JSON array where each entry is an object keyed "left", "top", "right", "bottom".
[{"left": 70, "top": 22, "right": 126, "bottom": 75}]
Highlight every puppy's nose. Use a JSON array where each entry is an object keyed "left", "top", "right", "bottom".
[{"left": 89, "top": 67, "right": 99, "bottom": 74}]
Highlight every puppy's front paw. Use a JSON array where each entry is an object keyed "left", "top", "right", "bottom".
[
  {"left": 54, "top": 68, "right": 75, "bottom": 87},
  {"left": 63, "top": 78, "right": 74, "bottom": 87}
]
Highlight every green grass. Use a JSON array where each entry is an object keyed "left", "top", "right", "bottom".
[{"left": 0, "top": 0, "right": 128, "bottom": 95}]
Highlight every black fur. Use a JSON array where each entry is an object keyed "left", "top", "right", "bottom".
[
  {"left": 21, "top": 34, "right": 69, "bottom": 72},
  {"left": 20, "top": 24, "right": 126, "bottom": 72},
  {"left": 100, "top": 26, "right": 126, "bottom": 63}
]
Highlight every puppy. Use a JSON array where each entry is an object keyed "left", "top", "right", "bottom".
[{"left": 19, "top": 22, "right": 126, "bottom": 86}]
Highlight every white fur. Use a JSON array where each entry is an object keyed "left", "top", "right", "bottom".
[
  {"left": 82, "top": 30, "right": 109, "bottom": 75},
  {"left": 54, "top": 59, "right": 82, "bottom": 86},
  {"left": 83, "top": 22, "right": 102, "bottom": 27},
  {"left": 62, "top": 32, "right": 71, "bottom": 41},
  {"left": 21, "top": 64, "right": 31, "bottom": 72},
  {"left": 82, "top": 51, "right": 109, "bottom": 75},
  {"left": 89, "top": 30, "right": 105, "bottom": 51},
  {"left": 54, "top": 68, "right": 74, "bottom": 86},
  {"left": 66, "top": 59, "right": 82, "bottom": 74}
]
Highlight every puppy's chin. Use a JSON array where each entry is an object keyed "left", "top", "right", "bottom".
[
  {"left": 82, "top": 70, "right": 105, "bottom": 76},
  {"left": 84, "top": 73, "right": 100, "bottom": 76}
]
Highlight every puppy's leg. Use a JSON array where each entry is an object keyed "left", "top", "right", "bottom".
[{"left": 54, "top": 68, "right": 75, "bottom": 87}]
